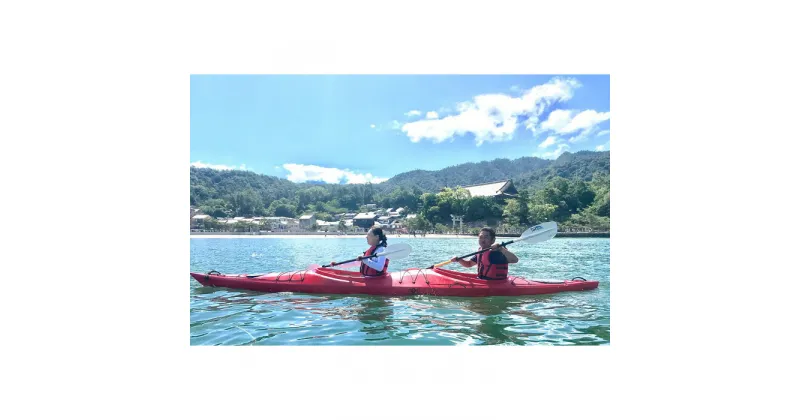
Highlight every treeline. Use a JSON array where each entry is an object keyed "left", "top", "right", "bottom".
[
  {"left": 377, "top": 150, "right": 608, "bottom": 192},
  {"left": 404, "top": 173, "right": 609, "bottom": 233},
  {"left": 191, "top": 167, "right": 417, "bottom": 221},
  {"left": 190, "top": 151, "right": 610, "bottom": 229}
]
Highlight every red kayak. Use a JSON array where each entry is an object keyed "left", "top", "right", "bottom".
[{"left": 190, "top": 267, "right": 599, "bottom": 297}]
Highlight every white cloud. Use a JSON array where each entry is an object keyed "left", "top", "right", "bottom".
[
  {"left": 538, "top": 136, "right": 558, "bottom": 149},
  {"left": 426, "top": 111, "right": 439, "bottom": 119},
  {"left": 540, "top": 109, "right": 574, "bottom": 132},
  {"left": 595, "top": 145, "right": 606, "bottom": 151},
  {"left": 370, "top": 124, "right": 376, "bottom": 128},
  {"left": 191, "top": 161, "right": 247, "bottom": 171},
  {"left": 390, "top": 120, "right": 402, "bottom": 130},
  {"left": 560, "top": 110, "right": 610, "bottom": 134},
  {"left": 567, "top": 127, "right": 599, "bottom": 144},
  {"left": 539, "top": 144, "right": 570, "bottom": 159},
  {"left": 596, "top": 129, "right": 610, "bottom": 137},
  {"left": 401, "top": 77, "right": 581, "bottom": 146},
  {"left": 541, "top": 109, "right": 610, "bottom": 135},
  {"left": 282, "top": 164, "right": 388, "bottom": 184},
  {"left": 404, "top": 110, "right": 421, "bottom": 117}
]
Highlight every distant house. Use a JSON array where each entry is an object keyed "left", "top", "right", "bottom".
[
  {"left": 317, "top": 221, "right": 340, "bottom": 231},
  {"left": 299, "top": 214, "right": 316, "bottom": 229},
  {"left": 192, "top": 214, "right": 211, "bottom": 228},
  {"left": 364, "top": 204, "right": 377, "bottom": 210},
  {"left": 353, "top": 212, "right": 378, "bottom": 229},
  {"left": 259, "top": 216, "right": 289, "bottom": 231},
  {"left": 457, "top": 180, "right": 518, "bottom": 201},
  {"left": 343, "top": 213, "right": 357, "bottom": 219},
  {"left": 284, "top": 219, "right": 301, "bottom": 232}
]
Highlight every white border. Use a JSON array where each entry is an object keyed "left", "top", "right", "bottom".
[{"left": 4, "top": 0, "right": 798, "bottom": 418}]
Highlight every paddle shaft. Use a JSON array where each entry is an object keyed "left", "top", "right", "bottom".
[
  {"left": 426, "top": 238, "right": 518, "bottom": 269},
  {"left": 322, "top": 253, "right": 379, "bottom": 268}
]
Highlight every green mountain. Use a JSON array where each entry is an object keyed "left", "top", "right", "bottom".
[
  {"left": 190, "top": 151, "right": 610, "bottom": 219},
  {"left": 377, "top": 151, "right": 609, "bottom": 192}
]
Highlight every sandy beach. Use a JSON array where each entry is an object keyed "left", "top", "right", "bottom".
[
  {"left": 190, "top": 232, "right": 609, "bottom": 239},
  {"left": 190, "top": 233, "right": 474, "bottom": 239}
]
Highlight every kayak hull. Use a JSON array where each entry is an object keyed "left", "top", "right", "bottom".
[{"left": 190, "top": 268, "right": 599, "bottom": 297}]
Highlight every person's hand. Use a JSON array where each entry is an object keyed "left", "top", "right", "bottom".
[
  {"left": 356, "top": 255, "right": 364, "bottom": 261},
  {"left": 330, "top": 261, "right": 337, "bottom": 266},
  {"left": 490, "top": 243, "right": 502, "bottom": 251},
  {"left": 450, "top": 256, "right": 461, "bottom": 262}
]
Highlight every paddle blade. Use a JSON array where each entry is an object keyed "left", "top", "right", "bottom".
[
  {"left": 377, "top": 243, "right": 412, "bottom": 259},
  {"left": 516, "top": 221, "right": 558, "bottom": 244}
]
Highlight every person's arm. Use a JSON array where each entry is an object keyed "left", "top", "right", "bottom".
[
  {"left": 450, "top": 255, "right": 477, "bottom": 267},
  {"left": 491, "top": 244, "right": 519, "bottom": 264},
  {"left": 330, "top": 260, "right": 361, "bottom": 269}
]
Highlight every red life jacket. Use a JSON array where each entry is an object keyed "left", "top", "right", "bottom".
[
  {"left": 360, "top": 245, "right": 389, "bottom": 276},
  {"left": 477, "top": 249, "right": 508, "bottom": 280}
]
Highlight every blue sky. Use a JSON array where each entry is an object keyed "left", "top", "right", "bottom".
[{"left": 190, "top": 75, "right": 610, "bottom": 184}]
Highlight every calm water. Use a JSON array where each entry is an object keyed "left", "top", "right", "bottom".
[{"left": 190, "top": 237, "right": 610, "bottom": 345}]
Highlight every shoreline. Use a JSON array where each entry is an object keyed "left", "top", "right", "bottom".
[{"left": 189, "top": 232, "right": 610, "bottom": 239}]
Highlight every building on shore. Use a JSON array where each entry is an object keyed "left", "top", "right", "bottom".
[
  {"left": 353, "top": 212, "right": 378, "bottom": 229},
  {"left": 454, "top": 179, "right": 519, "bottom": 202},
  {"left": 299, "top": 214, "right": 316, "bottom": 230},
  {"left": 192, "top": 214, "right": 211, "bottom": 229}
]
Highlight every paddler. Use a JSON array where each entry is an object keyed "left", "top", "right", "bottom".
[
  {"left": 450, "top": 227, "right": 519, "bottom": 280},
  {"left": 330, "top": 226, "right": 390, "bottom": 276}
]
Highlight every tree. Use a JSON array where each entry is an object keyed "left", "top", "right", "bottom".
[
  {"left": 567, "top": 180, "right": 596, "bottom": 213},
  {"left": 204, "top": 218, "right": 222, "bottom": 231},
  {"left": 200, "top": 199, "right": 232, "bottom": 218},
  {"left": 364, "top": 182, "right": 375, "bottom": 205},
  {"left": 266, "top": 198, "right": 297, "bottom": 218},
  {"left": 531, "top": 177, "right": 572, "bottom": 222},
  {"left": 564, "top": 210, "right": 610, "bottom": 231},
  {"left": 587, "top": 172, "right": 610, "bottom": 217},
  {"left": 407, "top": 216, "right": 431, "bottom": 233},
  {"left": 503, "top": 199, "right": 524, "bottom": 227},
  {"left": 233, "top": 221, "right": 253, "bottom": 232},
  {"left": 528, "top": 204, "right": 557, "bottom": 224},
  {"left": 426, "top": 206, "right": 442, "bottom": 224},
  {"left": 419, "top": 193, "right": 438, "bottom": 222},
  {"left": 435, "top": 223, "right": 450, "bottom": 234},
  {"left": 190, "top": 185, "right": 212, "bottom": 206},
  {"left": 516, "top": 190, "right": 530, "bottom": 225},
  {"left": 230, "top": 189, "right": 264, "bottom": 217}
]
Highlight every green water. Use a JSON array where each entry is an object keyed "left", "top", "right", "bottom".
[{"left": 190, "top": 237, "right": 610, "bottom": 345}]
